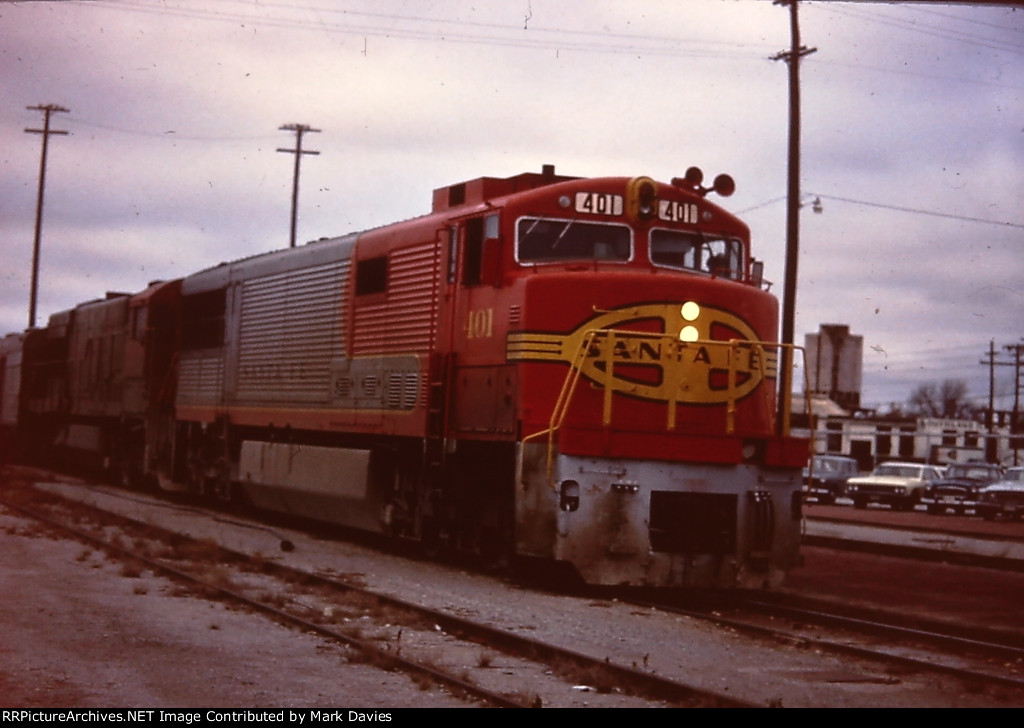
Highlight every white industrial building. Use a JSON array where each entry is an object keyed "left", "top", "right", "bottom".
[{"left": 797, "top": 325, "right": 1020, "bottom": 469}]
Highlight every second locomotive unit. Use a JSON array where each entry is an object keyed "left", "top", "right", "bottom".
[{"left": 3, "top": 165, "right": 809, "bottom": 588}]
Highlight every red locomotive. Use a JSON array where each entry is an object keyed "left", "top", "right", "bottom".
[{"left": 1, "top": 166, "right": 809, "bottom": 588}]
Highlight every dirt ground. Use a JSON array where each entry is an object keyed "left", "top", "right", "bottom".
[
  {"left": 5, "top": 471, "right": 1023, "bottom": 709},
  {"left": 0, "top": 508, "right": 472, "bottom": 708}
]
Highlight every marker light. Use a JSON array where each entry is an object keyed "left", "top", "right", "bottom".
[
  {"left": 626, "top": 176, "right": 658, "bottom": 221},
  {"left": 637, "top": 181, "right": 656, "bottom": 218}
]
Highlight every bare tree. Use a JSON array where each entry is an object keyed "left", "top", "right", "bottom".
[{"left": 908, "top": 379, "right": 977, "bottom": 419}]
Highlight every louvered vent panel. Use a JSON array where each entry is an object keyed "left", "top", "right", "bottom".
[
  {"left": 383, "top": 371, "right": 422, "bottom": 410},
  {"left": 352, "top": 242, "right": 438, "bottom": 356},
  {"left": 177, "top": 355, "right": 224, "bottom": 404},
  {"left": 236, "top": 260, "right": 348, "bottom": 401}
]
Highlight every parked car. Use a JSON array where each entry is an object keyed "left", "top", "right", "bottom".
[
  {"left": 845, "top": 461, "right": 944, "bottom": 511},
  {"left": 976, "top": 467, "right": 1024, "bottom": 521},
  {"left": 803, "top": 454, "right": 859, "bottom": 505},
  {"left": 921, "top": 462, "right": 1004, "bottom": 515}
]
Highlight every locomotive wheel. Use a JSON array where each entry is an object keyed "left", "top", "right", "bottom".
[
  {"left": 114, "top": 459, "right": 136, "bottom": 490},
  {"left": 185, "top": 464, "right": 205, "bottom": 496},
  {"left": 418, "top": 517, "right": 443, "bottom": 559},
  {"left": 203, "top": 456, "right": 232, "bottom": 501},
  {"left": 477, "top": 520, "right": 514, "bottom": 572}
]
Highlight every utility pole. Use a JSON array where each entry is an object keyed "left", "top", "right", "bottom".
[
  {"left": 982, "top": 342, "right": 1024, "bottom": 466},
  {"left": 772, "top": 1, "right": 815, "bottom": 432},
  {"left": 980, "top": 340, "right": 999, "bottom": 462},
  {"left": 1006, "top": 343, "right": 1024, "bottom": 466},
  {"left": 24, "top": 103, "right": 69, "bottom": 329},
  {"left": 277, "top": 123, "right": 320, "bottom": 248}
]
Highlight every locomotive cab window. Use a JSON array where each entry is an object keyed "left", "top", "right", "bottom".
[
  {"left": 462, "top": 214, "right": 501, "bottom": 286},
  {"left": 650, "top": 230, "right": 744, "bottom": 280},
  {"left": 516, "top": 218, "right": 631, "bottom": 264},
  {"left": 355, "top": 255, "right": 388, "bottom": 296},
  {"left": 130, "top": 307, "right": 147, "bottom": 341},
  {"left": 180, "top": 287, "right": 226, "bottom": 351}
]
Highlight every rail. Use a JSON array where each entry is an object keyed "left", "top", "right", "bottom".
[{"left": 520, "top": 329, "right": 808, "bottom": 488}]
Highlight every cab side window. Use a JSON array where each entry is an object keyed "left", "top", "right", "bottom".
[
  {"left": 462, "top": 214, "right": 500, "bottom": 287},
  {"left": 355, "top": 256, "right": 388, "bottom": 296},
  {"left": 181, "top": 288, "right": 226, "bottom": 350},
  {"left": 463, "top": 217, "right": 484, "bottom": 286}
]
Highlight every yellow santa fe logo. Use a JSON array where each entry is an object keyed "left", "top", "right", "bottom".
[{"left": 507, "top": 302, "right": 778, "bottom": 405}]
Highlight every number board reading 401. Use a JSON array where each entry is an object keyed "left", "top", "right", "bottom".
[
  {"left": 575, "top": 192, "right": 623, "bottom": 216},
  {"left": 574, "top": 192, "right": 699, "bottom": 225},
  {"left": 659, "top": 200, "right": 698, "bottom": 223}
]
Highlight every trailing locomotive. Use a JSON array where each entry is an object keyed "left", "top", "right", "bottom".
[{"left": 0, "top": 165, "right": 809, "bottom": 588}]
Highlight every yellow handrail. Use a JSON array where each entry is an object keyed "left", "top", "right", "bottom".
[{"left": 519, "top": 329, "right": 809, "bottom": 488}]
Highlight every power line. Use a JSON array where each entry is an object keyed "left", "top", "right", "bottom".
[
  {"left": 809, "top": 3, "right": 1024, "bottom": 56},
  {"left": 806, "top": 55, "right": 1024, "bottom": 90},
  {"left": 67, "top": 116, "right": 278, "bottom": 142},
  {"left": 809, "top": 193, "right": 1024, "bottom": 229},
  {"left": 906, "top": 3, "right": 1024, "bottom": 35},
  {"left": 84, "top": 0, "right": 778, "bottom": 60},
  {"left": 76, "top": 0, "right": 1024, "bottom": 88},
  {"left": 740, "top": 192, "right": 1024, "bottom": 229}
]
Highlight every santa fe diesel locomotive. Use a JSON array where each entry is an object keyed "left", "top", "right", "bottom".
[{"left": 0, "top": 165, "right": 809, "bottom": 588}]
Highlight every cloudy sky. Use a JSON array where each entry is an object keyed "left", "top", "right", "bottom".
[{"left": 1, "top": 0, "right": 1021, "bottom": 412}]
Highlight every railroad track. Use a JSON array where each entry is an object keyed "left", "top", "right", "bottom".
[
  {"left": 0, "top": 474, "right": 749, "bottom": 709},
  {"left": 631, "top": 589, "right": 1024, "bottom": 695},
  {"left": 8, "top": 466, "right": 1024, "bottom": 707}
]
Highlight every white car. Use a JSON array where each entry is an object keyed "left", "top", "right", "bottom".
[
  {"left": 844, "top": 461, "right": 944, "bottom": 511},
  {"left": 976, "top": 467, "right": 1024, "bottom": 521}
]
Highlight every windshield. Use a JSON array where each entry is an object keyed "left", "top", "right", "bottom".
[
  {"left": 947, "top": 465, "right": 999, "bottom": 480},
  {"left": 875, "top": 464, "right": 923, "bottom": 478},
  {"left": 814, "top": 457, "right": 853, "bottom": 474},
  {"left": 650, "top": 229, "right": 744, "bottom": 280},
  {"left": 517, "top": 217, "right": 631, "bottom": 263}
]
